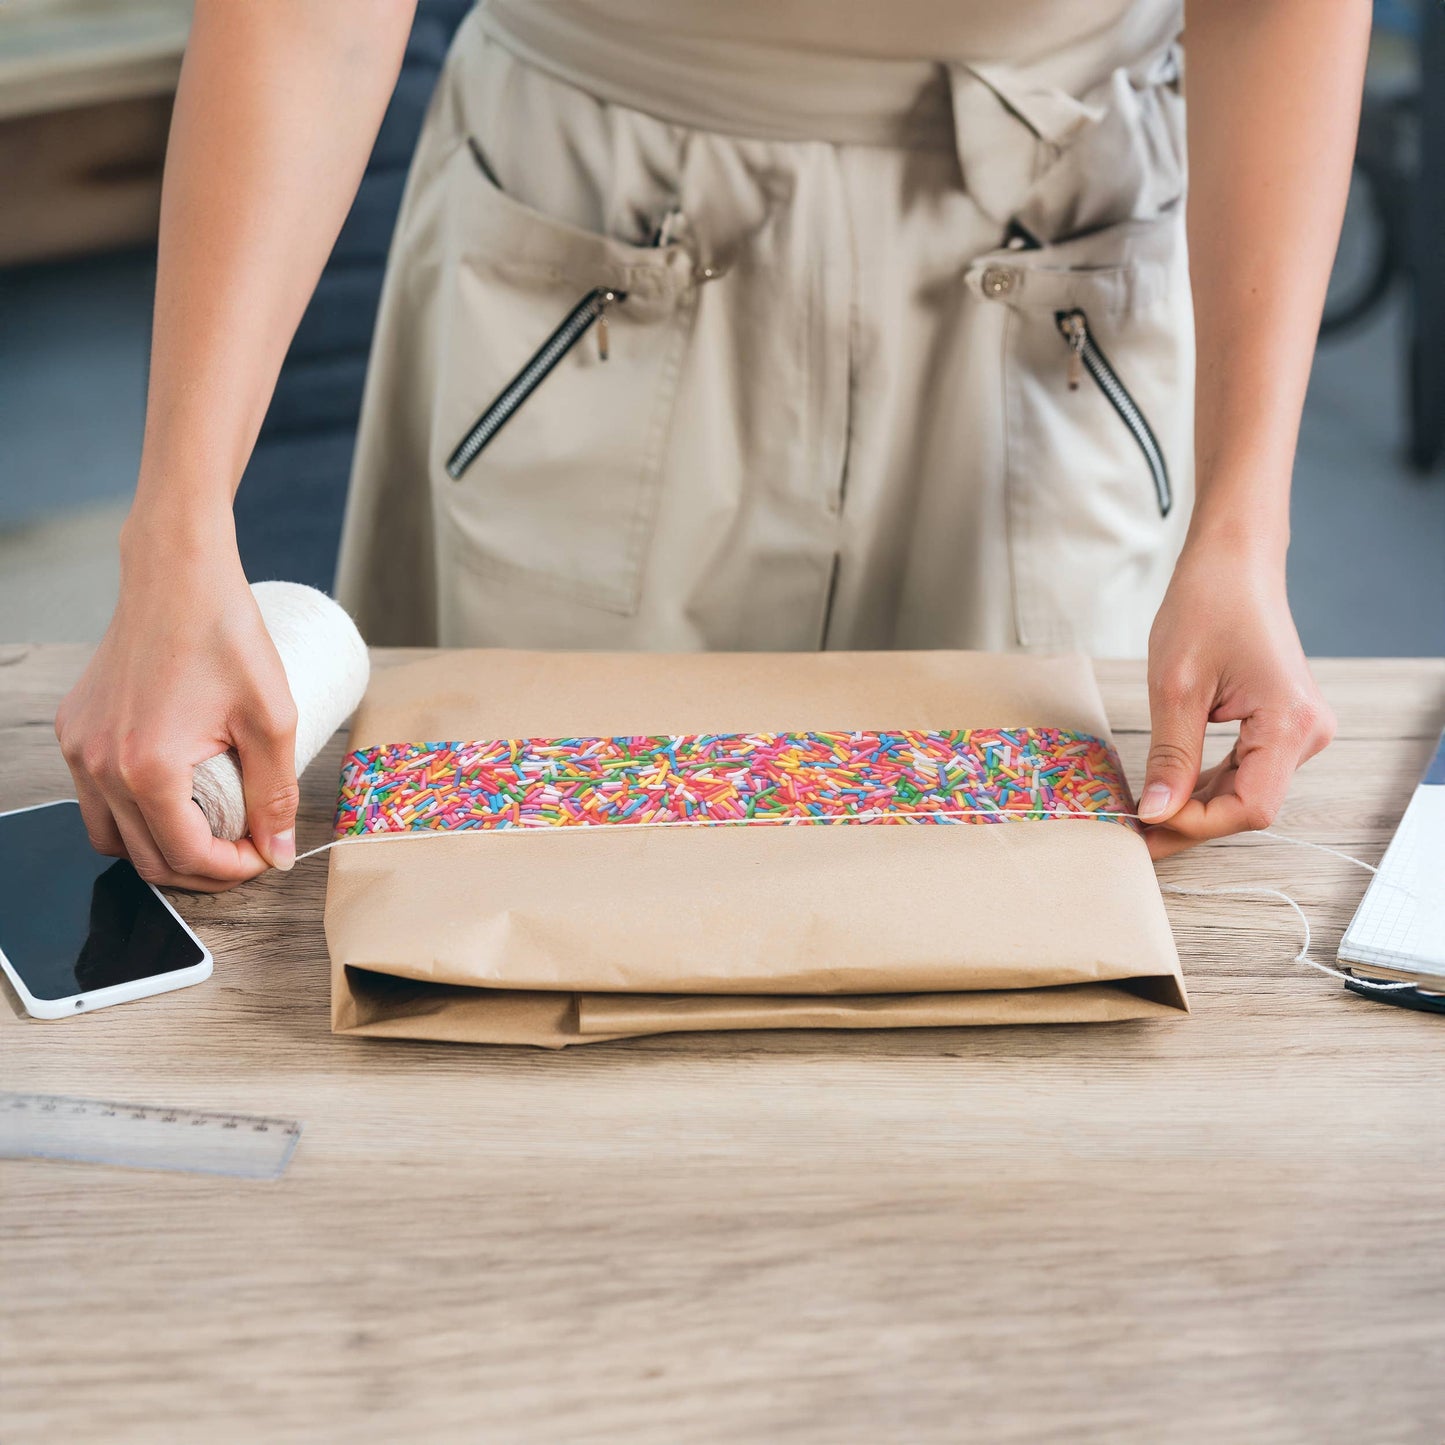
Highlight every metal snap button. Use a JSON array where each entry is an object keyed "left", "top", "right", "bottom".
[{"left": 981, "top": 266, "right": 1016, "bottom": 297}]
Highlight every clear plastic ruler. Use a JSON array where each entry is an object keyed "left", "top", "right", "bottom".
[{"left": 0, "top": 1092, "right": 301, "bottom": 1179}]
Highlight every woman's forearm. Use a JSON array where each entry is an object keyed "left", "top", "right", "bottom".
[
  {"left": 56, "top": 3, "right": 417, "bottom": 889},
  {"left": 1181, "top": 0, "right": 1371, "bottom": 559},
  {"left": 1138, "top": 0, "right": 1366, "bottom": 850},
  {"left": 130, "top": 0, "right": 415, "bottom": 546}
]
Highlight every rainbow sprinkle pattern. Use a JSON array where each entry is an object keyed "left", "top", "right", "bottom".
[{"left": 332, "top": 727, "right": 1136, "bottom": 837}]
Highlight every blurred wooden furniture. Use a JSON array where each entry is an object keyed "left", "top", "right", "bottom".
[
  {"left": 1, "top": 646, "right": 1442, "bottom": 1444},
  {"left": 0, "top": 1, "right": 191, "bottom": 266}
]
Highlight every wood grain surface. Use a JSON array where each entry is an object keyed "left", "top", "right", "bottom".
[{"left": 1, "top": 647, "right": 1442, "bottom": 1445}]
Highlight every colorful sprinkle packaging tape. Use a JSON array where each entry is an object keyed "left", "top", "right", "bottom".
[
  {"left": 333, "top": 728, "right": 1137, "bottom": 837},
  {"left": 325, "top": 650, "right": 1186, "bottom": 1047}
]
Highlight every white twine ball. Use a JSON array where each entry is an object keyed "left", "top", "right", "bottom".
[{"left": 191, "top": 581, "right": 370, "bottom": 842}]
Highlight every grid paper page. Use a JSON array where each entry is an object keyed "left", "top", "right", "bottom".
[{"left": 1340, "top": 783, "right": 1445, "bottom": 977}]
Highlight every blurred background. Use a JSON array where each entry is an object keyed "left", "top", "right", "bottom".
[{"left": 0, "top": 0, "right": 1441, "bottom": 652}]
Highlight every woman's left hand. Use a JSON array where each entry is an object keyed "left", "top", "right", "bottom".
[{"left": 1138, "top": 538, "right": 1335, "bottom": 861}]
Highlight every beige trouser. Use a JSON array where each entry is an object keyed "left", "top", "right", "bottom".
[{"left": 337, "top": 10, "right": 1193, "bottom": 655}]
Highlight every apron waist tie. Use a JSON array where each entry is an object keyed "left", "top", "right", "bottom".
[{"left": 476, "top": 1, "right": 1184, "bottom": 235}]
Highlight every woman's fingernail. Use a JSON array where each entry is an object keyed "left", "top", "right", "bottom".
[
  {"left": 1138, "top": 784, "right": 1173, "bottom": 822},
  {"left": 271, "top": 830, "right": 296, "bottom": 872}
]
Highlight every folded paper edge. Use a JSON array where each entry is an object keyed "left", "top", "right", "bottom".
[{"left": 331, "top": 966, "right": 1187, "bottom": 1047}]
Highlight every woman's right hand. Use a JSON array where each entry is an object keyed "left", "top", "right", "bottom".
[
  {"left": 55, "top": 513, "right": 299, "bottom": 892},
  {"left": 45, "top": 3, "right": 417, "bottom": 891}
]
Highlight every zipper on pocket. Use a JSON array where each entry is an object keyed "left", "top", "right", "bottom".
[
  {"left": 446, "top": 287, "right": 625, "bottom": 480},
  {"left": 1055, "top": 308, "right": 1172, "bottom": 517}
]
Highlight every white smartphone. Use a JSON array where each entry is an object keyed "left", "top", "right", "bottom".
[{"left": 0, "top": 800, "right": 212, "bottom": 1020}]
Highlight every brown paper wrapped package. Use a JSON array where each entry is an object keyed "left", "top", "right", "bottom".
[{"left": 327, "top": 651, "right": 1187, "bottom": 1046}]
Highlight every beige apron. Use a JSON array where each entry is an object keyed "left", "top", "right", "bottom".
[{"left": 337, "top": 0, "right": 1192, "bottom": 655}]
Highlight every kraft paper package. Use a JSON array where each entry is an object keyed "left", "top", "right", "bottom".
[{"left": 326, "top": 650, "right": 1188, "bottom": 1047}]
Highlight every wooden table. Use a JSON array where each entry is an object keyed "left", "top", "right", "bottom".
[{"left": 2, "top": 647, "right": 1442, "bottom": 1445}]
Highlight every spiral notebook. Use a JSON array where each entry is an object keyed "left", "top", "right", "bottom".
[{"left": 1338, "top": 728, "right": 1445, "bottom": 989}]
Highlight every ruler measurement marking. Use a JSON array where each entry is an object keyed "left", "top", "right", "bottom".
[{"left": 0, "top": 1093, "right": 301, "bottom": 1179}]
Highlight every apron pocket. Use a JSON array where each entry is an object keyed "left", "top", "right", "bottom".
[
  {"left": 967, "top": 212, "right": 1192, "bottom": 652},
  {"left": 432, "top": 140, "right": 694, "bottom": 616}
]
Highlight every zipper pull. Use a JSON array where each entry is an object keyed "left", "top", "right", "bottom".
[
  {"left": 596, "top": 310, "right": 609, "bottom": 362},
  {"left": 596, "top": 289, "right": 620, "bottom": 362},
  {"left": 1058, "top": 310, "right": 1087, "bottom": 391},
  {"left": 446, "top": 286, "right": 628, "bottom": 478}
]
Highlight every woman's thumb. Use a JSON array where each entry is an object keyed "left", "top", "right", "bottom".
[
  {"left": 1140, "top": 678, "right": 1207, "bottom": 823},
  {"left": 237, "top": 700, "right": 300, "bottom": 870}
]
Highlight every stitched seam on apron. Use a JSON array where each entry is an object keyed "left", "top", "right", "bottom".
[
  {"left": 820, "top": 197, "right": 863, "bottom": 649},
  {"left": 1000, "top": 301, "right": 1034, "bottom": 649},
  {"left": 619, "top": 281, "right": 697, "bottom": 617}
]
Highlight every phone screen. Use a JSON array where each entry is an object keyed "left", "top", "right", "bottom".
[{"left": 0, "top": 801, "right": 205, "bottom": 1002}]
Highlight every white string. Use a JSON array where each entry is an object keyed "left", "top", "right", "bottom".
[
  {"left": 1257, "top": 828, "right": 1378, "bottom": 874},
  {"left": 1160, "top": 831, "right": 1413, "bottom": 992},
  {"left": 293, "top": 804, "right": 1145, "bottom": 860},
  {"left": 1157, "top": 883, "right": 1408, "bottom": 990},
  {"left": 294, "top": 810, "right": 1415, "bottom": 994}
]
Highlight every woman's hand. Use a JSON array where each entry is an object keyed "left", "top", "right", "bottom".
[
  {"left": 1139, "top": 535, "right": 1335, "bottom": 861},
  {"left": 1148, "top": 0, "right": 1366, "bottom": 859},
  {"left": 55, "top": 514, "right": 298, "bottom": 892},
  {"left": 49, "top": 4, "right": 415, "bottom": 891}
]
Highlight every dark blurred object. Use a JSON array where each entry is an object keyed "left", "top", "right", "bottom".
[
  {"left": 1344, "top": 978, "right": 1445, "bottom": 1015},
  {"left": 1320, "top": 0, "right": 1442, "bottom": 473},
  {"left": 233, "top": 0, "right": 473, "bottom": 592},
  {"left": 0, "top": 0, "right": 187, "bottom": 266},
  {"left": 1409, "top": 2, "right": 1443, "bottom": 472}
]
